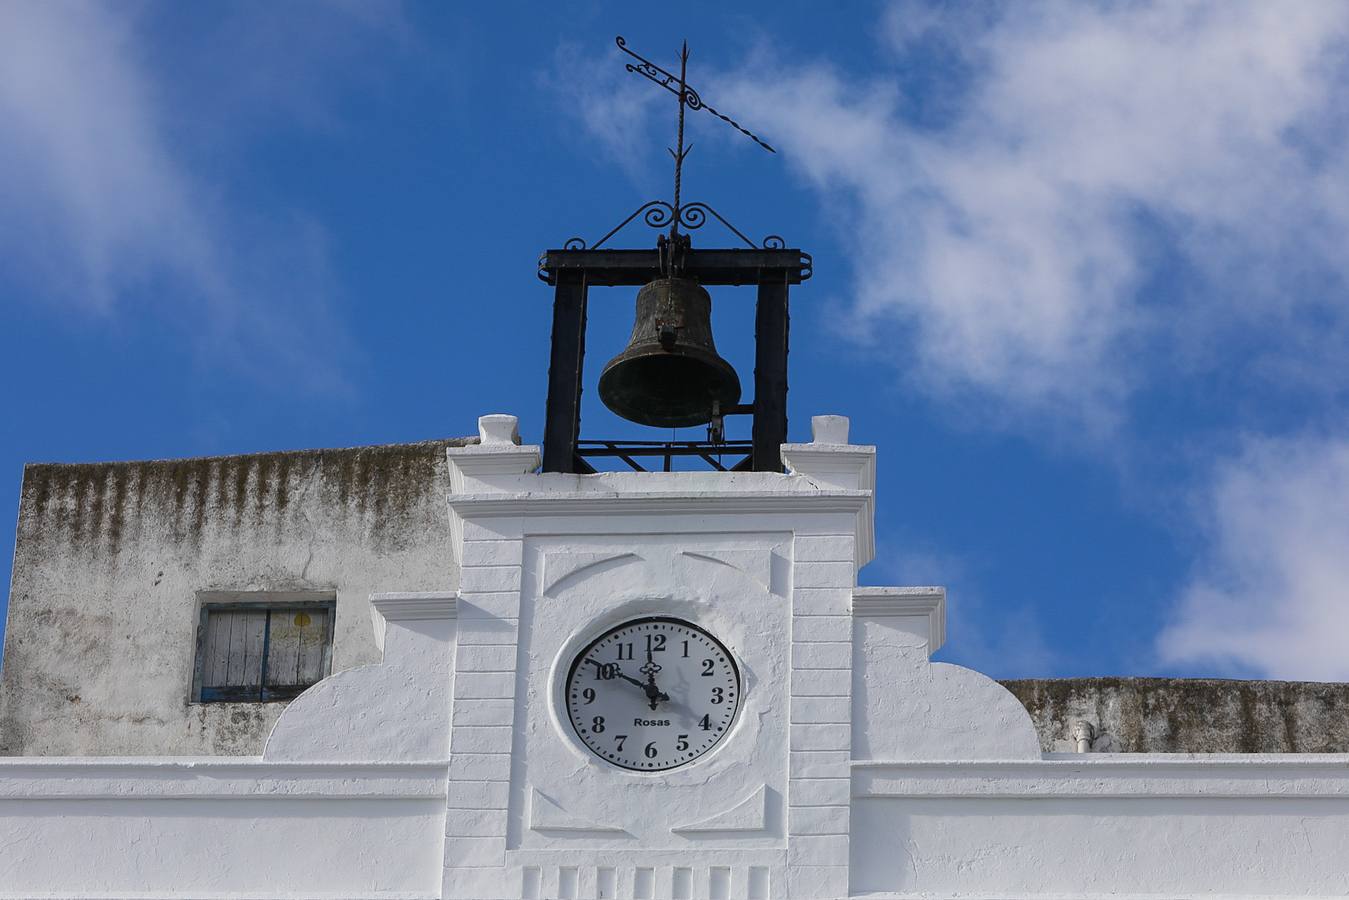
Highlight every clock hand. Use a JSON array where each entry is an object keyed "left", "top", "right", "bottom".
[
  {"left": 583, "top": 658, "right": 655, "bottom": 694},
  {"left": 639, "top": 644, "right": 669, "bottom": 711}
]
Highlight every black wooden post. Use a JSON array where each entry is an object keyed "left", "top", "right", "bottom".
[
  {"left": 539, "top": 247, "right": 807, "bottom": 473},
  {"left": 542, "top": 269, "right": 588, "bottom": 473},
  {"left": 752, "top": 272, "right": 790, "bottom": 471}
]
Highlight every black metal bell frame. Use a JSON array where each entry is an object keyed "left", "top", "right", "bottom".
[{"left": 598, "top": 276, "right": 741, "bottom": 428}]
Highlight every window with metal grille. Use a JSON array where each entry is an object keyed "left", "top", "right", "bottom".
[{"left": 192, "top": 592, "right": 335, "bottom": 702}]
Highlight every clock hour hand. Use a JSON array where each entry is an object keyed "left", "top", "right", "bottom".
[
  {"left": 640, "top": 678, "right": 670, "bottom": 711},
  {"left": 640, "top": 644, "right": 669, "bottom": 711}
]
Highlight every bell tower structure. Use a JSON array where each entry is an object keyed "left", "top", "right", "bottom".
[
  {"left": 538, "top": 35, "right": 811, "bottom": 476},
  {"left": 433, "top": 411, "right": 882, "bottom": 899},
  {"left": 267, "top": 36, "right": 1031, "bottom": 900}
]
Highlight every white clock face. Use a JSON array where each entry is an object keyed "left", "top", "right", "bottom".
[{"left": 564, "top": 617, "right": 740, "bottom": 771}]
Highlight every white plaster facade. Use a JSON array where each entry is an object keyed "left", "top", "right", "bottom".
[{"left": 2, "top": 414, "right": 1348, "bottom": 899}]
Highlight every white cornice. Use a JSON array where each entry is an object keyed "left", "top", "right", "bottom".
[
  {"left": 370, "top": 592, "right": 457, "bottom": 652},
  {"left": 370, "top": 592, "right": 458, "bottom": 622},
  {"left": 444, "top": 446, "right": 542, "bottom": 493},
  {"left": 446, "top": 489, "right": 872, "bottom": 519},
  {"left": 851, "top": 756, "right": 1349, "bottom": 799},
  {"left": 780, "top": 442, "right": 877, "bottom": 567},
  {"left": 852, "top": 586, "right": 946, "bottom": 653},
  {"left": 0, "top": 759, "right": 447, "bottom": 800}
]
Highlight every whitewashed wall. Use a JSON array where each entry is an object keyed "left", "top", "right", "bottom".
[
  {"left": 0, "top": 759, "right": 447, "bottom": 900},
  {"left": 2, "top": 416, "right": 1349, "bottom": 900}
]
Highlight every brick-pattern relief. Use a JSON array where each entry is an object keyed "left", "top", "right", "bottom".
[
  {"left": 787, "top": 533, "right": 855, "bottom": 900},
  {"left": 518, "top": 863, "right": 773, "bottom": 899},
  {"left": 444, "top": 527, "right": 524, "bottom": 899}
]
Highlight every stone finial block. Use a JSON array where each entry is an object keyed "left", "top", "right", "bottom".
[
  {"left": 782, "top": 416, "right": 876, "bottom": 566},
  {"left": 477, "top": 414, "right": 520, "bottom": 446},
  {"left": 444, "top": 412, "right": 541, "bottom": 497},
  {"left": 811, "top": 415, "right": 850, "bottom": 445}
]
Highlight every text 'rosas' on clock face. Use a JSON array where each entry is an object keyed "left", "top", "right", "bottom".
[{"left": 564, "top": 617, "right": 741, "bottom": 771}]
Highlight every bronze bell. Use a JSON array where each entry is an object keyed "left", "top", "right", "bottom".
[{"left": 598, "top": 276, "right": 741, "bottom": 428}]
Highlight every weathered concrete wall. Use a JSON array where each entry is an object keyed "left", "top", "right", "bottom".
[
  {"left": 1003, "top": 676, "right": 1349, "bottom": 753},
  {"left": 0, "top": 438, "right": 472, "bottom": 756}
]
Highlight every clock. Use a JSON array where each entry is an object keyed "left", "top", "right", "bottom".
[{"left": 563, "top": 616, "right": 741, "bottom": 771}]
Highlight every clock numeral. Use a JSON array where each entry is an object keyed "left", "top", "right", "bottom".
[{"left": 571, "top": 619, "right": 739, "bottom": 769}]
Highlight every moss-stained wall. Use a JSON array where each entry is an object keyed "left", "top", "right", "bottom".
[
  {"left": 1002, "top": 677, "right": 1349, "bottom": 753},
  {"left": 0, "top": 438, "right": 473, "bottom": 756}
]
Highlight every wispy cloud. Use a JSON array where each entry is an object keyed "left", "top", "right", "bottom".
[
  {"left": 0, "top": 2, "right": 409, "bottom": 393},
  {"left": 548, "top": 39, "right": 665, "bottom": 187},
  {"left": 1158, "top": 434, "right": 1349, "bottom": 680},
  {"left": 705, "top": 1, "right": 1349, "bottom": 437},
  {"left": 552, "top": 3, "right": 1349, "bottom": 679}
]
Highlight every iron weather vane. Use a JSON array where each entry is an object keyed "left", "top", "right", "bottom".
[{"left": 563, "top": 36, "right": 783, "bottom": 254}]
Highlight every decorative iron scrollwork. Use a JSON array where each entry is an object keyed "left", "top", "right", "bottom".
[
  {"left": 550, "top": 38, "right": 800, "bottom": 264},
  {"left": 564, "top": 199, "right": 793, "bottom": 253}
]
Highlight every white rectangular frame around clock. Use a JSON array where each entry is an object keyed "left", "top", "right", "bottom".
[{"left": 506, "top": 531, "right": 791, "bottom": 859}]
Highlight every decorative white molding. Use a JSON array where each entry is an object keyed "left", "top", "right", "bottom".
[
  {"left": 670, "top": 784, "right": 768, "bottom": 833},
  {"left": 851, "top": 756, "right": 1349, "bottom": 798},
  {"left": 0, "top": 759, "right": 447, "bottom": 800},
  {"left": 780, "top": 433, "right": 876, "bottom": 567},
  {"left": 370, "top": 591, "right": 457, "bottom": 652},
  {"left": 444, "top": 418, "right": 540, "bottom": 493},
  {"left": 448, "top": 490, "right": 871, "bottom": 519},
  {"left": 681, "top": 549, "right": 772, "bottom": 592},
  {"left": 371, "top": 592, "right": 459, "bottom": 622},
  {"left": 542, "top": 551, "right": 641, "bottom": 596},
  {"left": 852, "top": 586, "right": 946, "bottom": 654},
  {"left": 528, "top": 788, "right": 630, "bottom": 834}
]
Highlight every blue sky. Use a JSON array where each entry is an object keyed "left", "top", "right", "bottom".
[{"left": 3, "top": 1, "right": 1349, "bottom": 681}]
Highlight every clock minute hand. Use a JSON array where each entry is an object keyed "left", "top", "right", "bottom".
[{"left": 583, "top": 658, "right": 651, "bottom": 693}]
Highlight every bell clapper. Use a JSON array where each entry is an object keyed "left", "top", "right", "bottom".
[{"left": 708, "top": 400, "right": 725, "bottom": 446}]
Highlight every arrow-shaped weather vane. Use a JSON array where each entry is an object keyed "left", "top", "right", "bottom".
[{"left": 616, "top": 35, "right": 775, "bottom": 243}]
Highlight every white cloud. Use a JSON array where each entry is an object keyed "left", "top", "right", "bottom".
[
  {"left": 1158, "top": 435, "right": 1349, "bottom": 680},
  {"left": 0, "top": 2, "right": 405, "bottom": 393},
  {"left": 0, "top": 3, "right": 208, "bottom": 313},
  {"left": 548, "top": 39, "right": 667, "bottom": 190},
  {"left": 705, "top": 1, "right": 1349, "bottom": 434},
  {"left": 556, "top": 4, "right": 1349, "bottom": 679}
]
